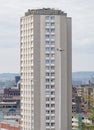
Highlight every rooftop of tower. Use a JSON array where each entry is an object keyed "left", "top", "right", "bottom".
[{"left": 25, "top": 8, "right": 67, "bottom": 16}]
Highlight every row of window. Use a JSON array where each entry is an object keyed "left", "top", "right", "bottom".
[
  {"left": 46, "top": 78, "right": 55, "bottom": 82},
  {"left": 46, "top": 28, "right": 55, "bottom": 33},
  {"left": 46, "top": 91, "right": 55, "bottom": 95},
  {"left": 46, "top": 54, "right": 55, "bottom": 57},
  {"left": 21, "top": 29, "right": 33, "bottom": 34},
  {"left": 45, "top": 40, "right": 55, "bottom": 45},
  {"left": 46, "top": 122, "right": 55, "bottom": 127},
  {"left": 21, "top": 59, "right": 33, "bottom": 62},
  {"left": 20, "top": 23, "right": 33, "bottom": 28},
  {"left": 46, "top": 122, "right": 55, "bottom": 126},
  {"left": 21, "top": 34, "right": 33, "bottom": 38},
  {"left": 46, "top": 128, "right": 55, "bottom": 130},
  {"left": 46, "top": 116, "right": 55, "bottom": 120},
  {"left": 46, "top": 103, "right": 55, "bottom": 107},
  {"left": 45, "top": 16, "right": 55, "bottom": 20},
  {"left": 45, "top": 22, "right": 55, "bottom": 26},
  {"left": 21, "top": 56, "right": 33, "bottom": 60},
  {"left": 46, "top": 47, "right": 55, "bottom": 51},
  {"left": 46, "top": 97, "right": 55, "bottom": 101},
  {"left": 46, "top": 72, "right": 55, "bottom": 76},
  {"left": 21, "top": 41, "right": 55, "bottom": 46},
  {"left": 46, "top": 60, "right": 55, "bottom": 64},
  {"left": 46, "top": 66, "right": 55, "bottom": 70},
  {"left": 46, "top": 110, "right": 55, "bottom": 114},
  {"left": 21, "top": 66, "right": 33, "bottom": 69},
  {"left": 21, "top": 49, "right": 33, "bottom": 52},
  {"left": 46, "top": 85, "right": 55, "bottom": 89},
  {"left": 21, "top": 23, "right": 33, "bottom": 27},
  {"left": 21, "top": 17, "right": 33, "bottom": 23},
  {"left": 46, "top": 34, "right": 55, "bottom": 39}
]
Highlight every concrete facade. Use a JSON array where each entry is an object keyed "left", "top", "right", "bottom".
[{"left": 20, "top": 8, "right": 72, "bottom": 130}]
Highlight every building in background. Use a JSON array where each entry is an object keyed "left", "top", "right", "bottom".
[
  {"left": 77, "top": 85, "right": 94, "bottom": 110},
  {"left": 20, "top": 8, "right": 72, "bottom": 130},
  {"left": 0, "top": 87, "right": 20, "bottom": 110},
  {"left": 4, "top": 87, "right": 20, "bottom": 97},
  {"left": 0, "top": 120, "right": 20, "bottom": 130},
  {"left": 15, "top": 76, "right": 20, "bottom": 85},
  {"left": 72, "top": 115, "right": 92, "bottom": 130}
]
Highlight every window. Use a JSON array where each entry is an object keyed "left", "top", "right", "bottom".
[
  {"left": 46, "top": 41, "right": 49, "bottom": 45},
  {"left": 51, "top": 66, "right": 55, "bottom": 70},
  {"left": 46, "top": 47, "right": 50, "bottom": 51},
  {"left": 51, "top": 41, "right": 55, "bottom": 45},
  {"left": 46, "top": 116, "right": 50, "bottom": 120},
  {"left": 51, "top": 73, "right": 55, "bottom": 76},
  {"left": 51, "top": 104, "right": 55, "bottom": 107},
  {"left": 46, "top": 16, "right": 49, "bottom": 20},
  {"left": 51, "top": 47, "right": 55, "bottom": 51},
  {"left": 51, "top": 29, "right": 55, "bottom": 33},
  {"left": 51, "top": 16, "right": 55, "bottom": 20},
  {"left": 46, "top": 85, "right": 50, "bottom": 89},
  {"left": 51, "top": 97, "right": 55, "bottom": 101},
  {"left": 51, "top": 54, "right": 55, "bottom": 57},
  {"left": 51, "top": 110, "right": 55, "bottom": 114},
  {"left": 46, "top": 16, "right": 55, "bottom": 20},
  {"left": 51, "top": 60, "right": 55, "bottom": 64},
  {"left": 46, "top": 35, "right": 50, "bottom": 38},
  {"left": 46, "top": 22, "right": 50, "bottom": 26},
  {"left": 51, "top": 116, "right": 55, "bottom": 120},
  {"left": 51, "top": 123, "right": 55, "bottom": 126},
  {"left": 46, "top": 29, "right": 50, "bottom": 33},
  {"left": 51, "top": 85, "right": 55, "bottom": 89},
  {"left": 46, "top": 123, "right": 50, "bottom": 126},
  {"left": 51, "top": 35, "right": 55, "bottom": 39},
  {"left": 46, "top": 54, "right": 50, "bottom": 57},
  {"left": 46, "top": 66, "right": 50, "bottom": 70},
  {"left": 46, "top": 104, "right": 50, "bottom": 107},
  {"left": 46, "top": 97, "right": 50, "bottom": 101},
  {"left": 46, "top": 79, "right": 50, "bottom": 82},
  {"left": 46, "top": 91, "right": 50, "bottom": 95},
  {"left": 46, "top": 60, "right": 50, "bottom": 64},
  {"left": 51, "top": 22, "right": 55, "bottom": 26},
  {"left": 51, "top": 91, "right": 55, "bottom": 95},
  {"left": 51, "top": 79, "right": 55, "bottom": 82},
  {"left": 46, "top": 110, "right": 50, "bottom": 114},
  {"left": 46, "top": 72, "right": 50, "bottom": 76}
]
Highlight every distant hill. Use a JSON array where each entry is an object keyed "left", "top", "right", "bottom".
[
  {"left": 72, "top": 71, "right": 94, "bottom": 81},
  {"left": 0, "top": 73, "right": 19, "bottom": 81},
  {"left": 0, "top": 72, "right": 94, "bottom": 87},
  {"left": 72, "top": 71, "right": 94, "bottom": 86}
]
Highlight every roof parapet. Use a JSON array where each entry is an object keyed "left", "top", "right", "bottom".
[{"left": 25, "top": 8, "right": 67, "bottom": 16}]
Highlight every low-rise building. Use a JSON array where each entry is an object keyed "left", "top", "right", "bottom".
[
  {"left": 72, "top": 102, "right": 77, "bottom": 113},
  {"left": 0, "top": 120, "right": 20, "bottom": 130},
  {"left": 0, "top": 109, "right": 20, "bottom": 130},
  {"left": 72, "top": 115, "right": 92, "bottom": 130},
  {"left": 4, "top": 87, "right": 20, "bottom": 97},
  {"left": 0, "top": 101, "right": 17, "bottom": 109}
]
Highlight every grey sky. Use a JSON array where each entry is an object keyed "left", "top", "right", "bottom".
[{"left": 0, "top": 0, "right": 94, "bottom": 73}]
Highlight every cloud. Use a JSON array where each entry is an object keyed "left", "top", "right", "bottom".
[
  {"left": 72, "top": 52, "right": 94, "bottom": 72},
  {"left": 0, "top": 48, "right": 19, "bottom": 73}
]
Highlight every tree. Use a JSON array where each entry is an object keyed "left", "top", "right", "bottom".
[
  {"left": 81, "top": 92, "right": 94, "bottom": 130},
  {"left": 82, "top": 122, "right": 86, "bottom": 130}
]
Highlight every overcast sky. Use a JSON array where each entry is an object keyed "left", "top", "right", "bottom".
[{"left": 0, "top": 0, "right": 94, "bottom": 73}]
